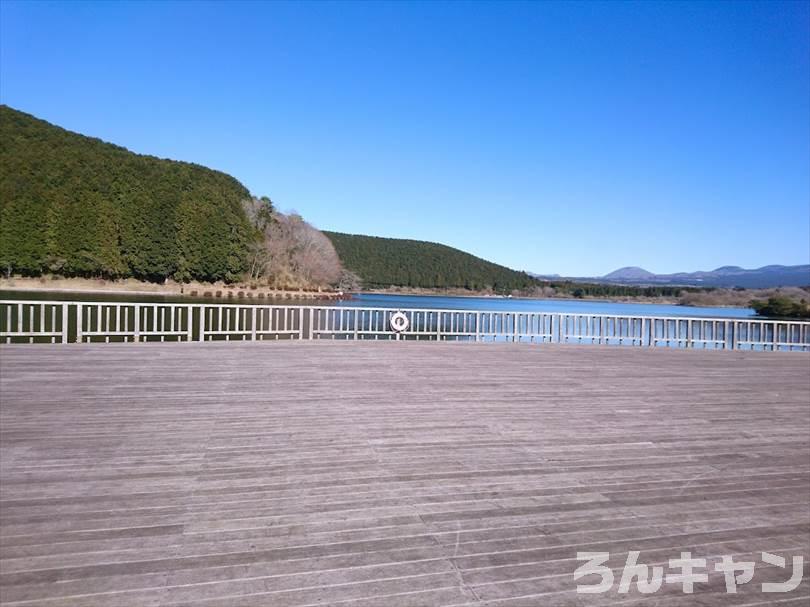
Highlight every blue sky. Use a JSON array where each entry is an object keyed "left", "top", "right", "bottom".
[{"left": 1, "top": 1, "right": 808, "bottom": 276}]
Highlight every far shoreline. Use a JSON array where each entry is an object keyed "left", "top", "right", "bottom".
[
  {"left": 360, "top": 287, "right": 706, "bottom": 308},
  {"left": 3, "top": 276, "right": 798, "bottom": 315}
]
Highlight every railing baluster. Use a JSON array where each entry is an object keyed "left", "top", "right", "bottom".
[
  {"left": 134, "top": 304, "right": 140, "bottom": 342},
  {"left": 76, "top": 304, "right": 83, "bottom": 343},
  {"left": 202, "top": 307, "right": 207, "bottom": 342}
]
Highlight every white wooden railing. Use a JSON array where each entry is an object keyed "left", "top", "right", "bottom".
[{"left": 1, "top": 300, "right": 809, "bottom": 351}]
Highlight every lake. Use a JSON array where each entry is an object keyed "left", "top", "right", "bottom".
[
  {"left": 0, "top": 289, "right": 758, "bottom": 319},
  {"left": 339, "top": 293, "right": 757, "bottom": 318}
]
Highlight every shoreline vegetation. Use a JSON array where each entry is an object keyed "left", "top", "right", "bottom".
[{"left": 3, "top": 276, "right": 810, "bottom": 318}]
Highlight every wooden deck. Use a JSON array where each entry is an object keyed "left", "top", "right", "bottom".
[{"left": 0, "top": 342, "right": 808, "bottom": 606}]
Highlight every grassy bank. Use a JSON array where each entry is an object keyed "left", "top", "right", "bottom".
[{"left": 0, "top": 276, "right": 343, "bottom": 301}]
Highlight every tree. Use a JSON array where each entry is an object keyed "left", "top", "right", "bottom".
[
  {"left": 241, "top": 198, "right": 343, "bottom": 288},
  {"left": 0, "top": 105, "right": 254, "bottom": 282},
  {"left": 750, "top": 297, "right": 810, "bottom": 319}
]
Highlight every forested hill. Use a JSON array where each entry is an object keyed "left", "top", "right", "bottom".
[
  {"left": 324, "top": 231, "right": 537, "bottom": 291},
  {"left": 0, "top": 105, "right": 253, "bottom": 281}
]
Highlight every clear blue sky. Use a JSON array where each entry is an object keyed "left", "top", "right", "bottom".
[{"left": 1, "top": 1, "right": 808, "bottom": 276}]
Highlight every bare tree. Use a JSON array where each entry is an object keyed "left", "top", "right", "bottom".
[
  {"left": 242, "top": 197, "right": 342, "bottom": 288},
  {"left": 246, "top": 240, "right": 269, "bottom": 281},
  {"left": 338, "top": 269, "right": 362, "bottom": 291},
  {"left": 283, "top": 213, "right": 342, "bottom": 286}
]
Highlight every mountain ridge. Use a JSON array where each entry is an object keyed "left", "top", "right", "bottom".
[
  {"left": 325, "top": 231, "right": 537, "bottom": 291},
  {"left": 597, "top": 264, "right": 810, "bottom": 288}
]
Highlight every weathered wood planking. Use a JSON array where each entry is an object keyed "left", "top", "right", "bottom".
[{"left": 0, "top": 342, "right": 808, "bottom": 606}]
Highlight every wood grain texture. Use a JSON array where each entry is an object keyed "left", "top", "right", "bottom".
[{"left": 1, "top": 342, "right": 808, "bottom": 606}]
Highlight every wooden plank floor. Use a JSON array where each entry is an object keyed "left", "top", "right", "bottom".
[{"left": 0, "top": 342, "right": 808, "bottom": 606}]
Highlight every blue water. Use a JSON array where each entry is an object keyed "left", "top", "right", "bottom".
[{"left": 337, "top": 293, "right": 757, "bottom": 319}]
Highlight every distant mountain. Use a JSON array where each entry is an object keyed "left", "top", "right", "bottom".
[
  {"left": 597, "top": 264, "right": 810, "bottom": 289},
  {"left": 603, "top": 266, "right": 657, "bottom": 281}
]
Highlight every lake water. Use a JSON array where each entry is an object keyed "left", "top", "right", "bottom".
[
  {"left": 0, "top": 289, "right": 757, "bottom": 319},
  {"left": 338, "top": 293, "right": 757, "bottom": 318}
]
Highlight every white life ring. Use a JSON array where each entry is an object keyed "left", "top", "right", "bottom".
[{"left": 390, "top": 311, "right": 410, "bottom": 333}]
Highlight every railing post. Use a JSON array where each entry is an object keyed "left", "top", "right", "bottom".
[
  {"left": 298, "top": 308, "right": 304, "bottom": 340},
  {"left": 251, "top": 307, "right": 257, "bottom": 341},
  {"left": 133, "top": 304, "right": 140, "bottom": 342},
  {"left": 309, "top": 307, "right": 314, "bottom": 340},
  {"left": 647, "top": 317, "right": 653, "bottom": 347},
  {"left": 476, "top": 312, "right": 481, "bottom": 342},
  {"left": 186, "top": 306, "right": 194, "bottom": 342},
  {"left": 76, "top": 304, "right": 83, "bottom": 343},
  {"left": 198, "top": 305, "right": 205, "bottom": 342},
  {"left": 61, "top": 303, "right": 69, "bottom": 344}
]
